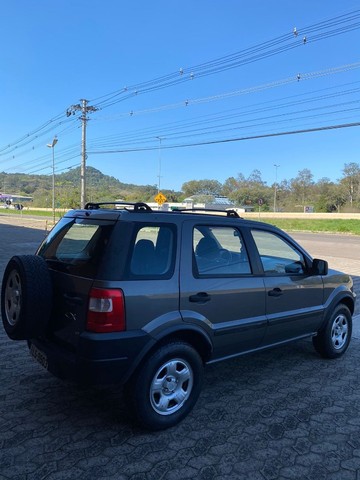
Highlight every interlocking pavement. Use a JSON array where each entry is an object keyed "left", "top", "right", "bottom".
[{"left": 1, "top": 216, "right": 360, "bottom": 480}]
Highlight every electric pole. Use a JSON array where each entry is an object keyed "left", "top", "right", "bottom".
[{"left": 67, "top": 99, "right": 98, "bottom": 208}]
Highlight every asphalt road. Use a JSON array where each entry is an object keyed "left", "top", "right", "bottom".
[
  {"left": 1, "top": 219, "right": 360, "bottom": 480},
  {"left": 291, "top": 232, "right": 360, "bottom": 264}
]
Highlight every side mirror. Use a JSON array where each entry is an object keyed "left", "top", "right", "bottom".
[{"left": 312, "top": 258, "right": 328, "bottom": 276}]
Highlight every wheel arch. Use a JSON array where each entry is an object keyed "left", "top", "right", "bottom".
[
  {"left": 316, "top": 295, "right": 354, "bottom": 337},
  {"left": 124, "top": 325, "right": 213, "bottom": 385},
  {"left": 327, "top": 294, "right": 354, "bottom": 317},
  {"left": 156, "top": 327, "right": 213, "bottom": 362},
  {"left": 339, "top": 295, "right": 355, "bottom": 316}
]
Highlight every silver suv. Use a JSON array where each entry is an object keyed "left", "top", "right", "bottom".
[{"left": 1, "top": 202, "right": 356, "bottom": 430}]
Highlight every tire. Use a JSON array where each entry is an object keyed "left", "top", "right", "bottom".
[
  {"left": 125, "top": 341, "right": 204, "bottom": 430},
  {"left": 313, "top": 304, "right": 352, "bottom": 359},
  {"left": 1, "top": 255, "right": 53, "bottom": 340}
]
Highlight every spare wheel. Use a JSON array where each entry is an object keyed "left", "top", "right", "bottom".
[{"left": 1, "top": 255, "right": 53, "bottom": 340}]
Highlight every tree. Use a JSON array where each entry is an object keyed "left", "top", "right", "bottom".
[
  {"left": 247, "top": 169, "right": 265, "bottom": 186},
  {"left": 181, "top": 179, "right": 222, "bottom": 197},
  {"left": 222, "top": 177, "right": 239, "bottom": 197},
  {"left": 226, "top": 170, "right": 269, "bottom": 207},
  {"left": 314, "top": 178, "right": 341, "bottom": 212},
  {"left": 325, "top": 183, "right": 348, "bottom": 212},
  {"left": 275, "top": 179, "right": 291, "bottom": 211},
  {"left": 290, "top": 169, "right": 314, "bottom": 208},
  {"left": 340, "top": 162, "right": 360, "bottom": 207}
]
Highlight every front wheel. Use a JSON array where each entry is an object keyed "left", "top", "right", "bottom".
[
  {"left": 125, "top": 341, "right": 204, "bottom": 430},
  {"left": 313, "top": 304, "right": 352, "bottom": 359}
]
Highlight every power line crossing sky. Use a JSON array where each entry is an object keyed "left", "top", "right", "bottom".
[{"left": 1, "top": 1, "right": 359, "bottom": 190}]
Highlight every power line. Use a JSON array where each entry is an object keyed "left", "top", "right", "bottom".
[
  {"left": 26, "top": 156, "right": 80, "bottom": 175},
  {"left": 7, "top": 79, "right": 358, "bottom": 175},
  {"left": 88, "top": 122, "right": 360, "bottom": 154},
  {"left": 90, "top": 9, "right": 360, "bottom": 110},
  {"left": 93, "top": 63, "right": 360, "bottom": 121},
  {"left": 0, "top": 122, "right": 80, "bottom": 168},
  {"left": 1, "top": 9, "right": 359, "bottom": 178},
  {"left": 87, "top": 85, "right": 360, "bottom": 149},
  {"left": 0, "top": 112, "right": 76, "bottom": 155}
]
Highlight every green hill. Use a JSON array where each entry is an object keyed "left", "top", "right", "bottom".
[{"left": 0, "top": 167, "right": 182, "bottom": 208}]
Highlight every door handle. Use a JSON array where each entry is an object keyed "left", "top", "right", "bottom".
[
  {"left": 268, "top": 288, "right": 283, "bottom": 297},
  {"left": 189, "top": 292, "right": 211, "bottom": 304}
]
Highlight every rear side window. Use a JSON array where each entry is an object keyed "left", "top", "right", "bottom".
[
  {"left": 38, "top": 217, "right": 114, "bottom": 277},
  {"left": 128, "top": 224, "right": 176, "bottom": 279}
]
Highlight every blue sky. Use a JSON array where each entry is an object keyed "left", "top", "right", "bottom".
[{"left": 1, "top": 1, "right": 359, "bottom": 193}]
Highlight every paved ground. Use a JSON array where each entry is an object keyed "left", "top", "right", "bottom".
[{"left": 1, "top": 216, "right": 360, "bottom": 480}]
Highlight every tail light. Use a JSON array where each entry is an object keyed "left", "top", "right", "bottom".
[{"left": 86, "top": 288, "right": 125, "bottom": 333}]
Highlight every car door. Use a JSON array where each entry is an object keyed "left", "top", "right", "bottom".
[
  {"left": 179, "top": 221, "right": 267, "bottom": 360},
  {"left": 118, "top": 222, "right": 180, "bottom": 332},
  {"left": 250, "top": 228, "right": 325, "bottom": 345}
]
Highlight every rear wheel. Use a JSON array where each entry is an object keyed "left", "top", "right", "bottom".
[
  {"left": 125, "top": 341, "right": 204, "bottom": 430},
  {"left": 313, "top": 304, "right": 352, "bottom": 358},
  {"left": 1, "top": 255, "right": 52, "bottom": 340}
]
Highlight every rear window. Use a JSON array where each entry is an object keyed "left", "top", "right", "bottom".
[{"left": 38, "top": 217, "right": 115, "bottom": 277}]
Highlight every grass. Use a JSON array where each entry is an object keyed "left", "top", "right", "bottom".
[
  {"left": 257, "top": 218, "right": 360, "bottom": 235},
  {"left": 2, "top": 209, "right": 360, "bottom": 235},
  {"left": 0, "top": 209, "right": 62, "bottom": 218}
]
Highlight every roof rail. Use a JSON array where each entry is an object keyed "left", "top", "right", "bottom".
[
  {"left": 84, "top": 201, "right": 153, "bottom": 212},
  {"left": 175, "top": 208, "right": 241, "bottom": 218},
  {"left": 83, "top": 202, "right": 241, "bottom": 217}
]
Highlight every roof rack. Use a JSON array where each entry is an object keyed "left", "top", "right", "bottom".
[
  {"left": 175, "top": 208, "right": 241, "bottom": 218},
  {"left": 84, "top": 201, "right": 153, "bottom": 212},
  {"left": 83, "top": 202, "right": 241, "bottom": 218}
]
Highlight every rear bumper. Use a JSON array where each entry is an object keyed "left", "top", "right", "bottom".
[{"left": 29, "top": 330, "right": 155, "bottom": 385}]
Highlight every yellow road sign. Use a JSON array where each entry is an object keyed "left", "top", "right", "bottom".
[{"left": 155, "top": 192, "right": 167, "bottom": 205}]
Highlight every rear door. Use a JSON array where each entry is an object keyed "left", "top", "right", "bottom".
[
  {"left": 180, "top": 220, "right": 267, "bottom": 360},
  {"left": 116, "top": 222, "right": 180, "bottom": 333}
]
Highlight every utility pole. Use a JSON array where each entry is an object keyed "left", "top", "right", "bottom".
[
  {"left": 67, "top": 99, "right": 98, "bottom": 208},
  {"left": 156, "top": 136, "right": 164, "bottom": 193},
  {"left": 273, "top": 164, "right": 280, "bottom": 212},
  {"left": 46, "top": 136, "right": 58, "bottom": 225}
]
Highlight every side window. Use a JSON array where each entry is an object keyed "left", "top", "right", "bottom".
[
  {"left": 129, "top": 225, "right": 175, "bottom": 278},
  {"left": 193, "top": 226, "right": 251, "bottom": 276},
  {"left": 251, "top": 229, "right": 305, "bottom": 275}
]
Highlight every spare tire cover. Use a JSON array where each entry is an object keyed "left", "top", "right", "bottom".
[{"left": 1, "top": 255, "right": 53, "bottom": 340}]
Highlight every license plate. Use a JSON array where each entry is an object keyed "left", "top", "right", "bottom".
[{"left": 30, "top": 343, "right": 48, "bottom": 370}]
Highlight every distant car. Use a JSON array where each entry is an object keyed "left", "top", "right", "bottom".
[{"left": 1, "top": 202, "right": 356, "bottom": 430}]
